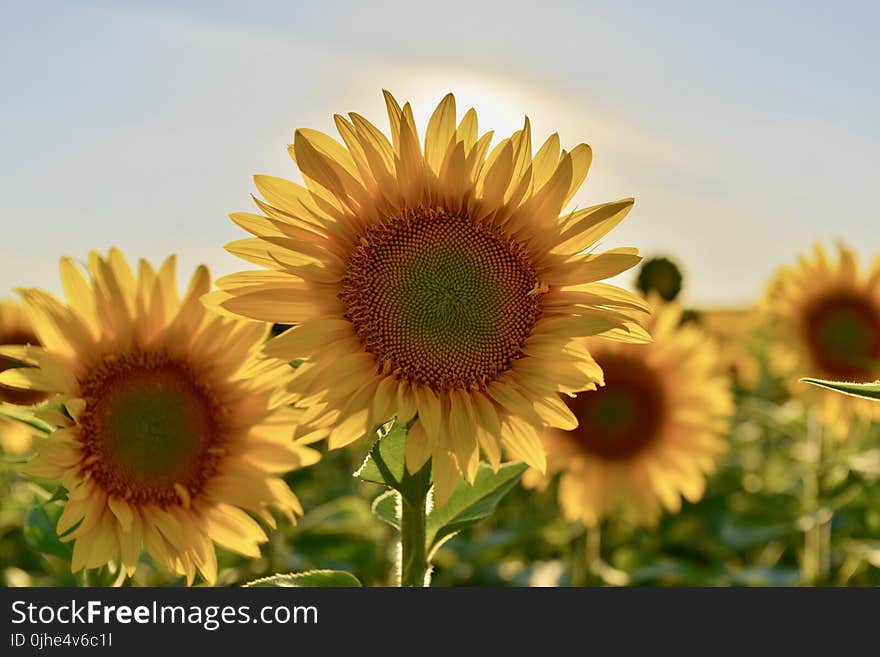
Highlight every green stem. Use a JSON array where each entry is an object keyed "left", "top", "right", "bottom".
[
  {"left": 399, "top": 463, "right": 432, "bottom": 587},
  {"left": 819, "top": 514, "right": 832, "bottom": 584},
  {"left": 78, "top": 569, "right": 90, "bottom": 588},
  {"left": 802, "top": 412, "right": 831, "bottom": 586},
  {"left": 572, "top": 524, "right": 601, "bottom": 587},
  {"left": 587, "top": 525, "right": 601, "bottom": 586}
]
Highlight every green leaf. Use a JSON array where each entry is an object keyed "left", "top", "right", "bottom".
[
  {"left": 719, "top": 520, "right": 789, "bottom": 550},
  {"left": 726, "top": 565, "right": 800, "bottom": 587},
  {"left": 354, "top": 422, "right": 431, "bottom": 504},
  {"left": 0, "top": 402, "right": 54, "bottom": 433},
  {"left": 371, "top": 489, "right": 400, "bottom": 530},
  {"left": 23, "top": 502, "right": 72, "bottom": 560},
  {"left": 243, "top": 570, "right": 362, "bottom": 587},
  {"left": 354, "top": 423, "right": 407, "bottom": 488},
  {"left": 628, "top": 558, "right": 715, "bottom": 586},
  {"left": 801, "top": 378, "right": 880, "bottom": 401},
  {"left": 45, "top": 487, "right": 70, "bottom": 504},
  {"left": 426, "top": 462, "right": 527, "bottom": 558}
]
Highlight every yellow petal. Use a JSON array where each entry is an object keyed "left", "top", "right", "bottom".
[
  {"left": 501, "top": 416, "right": 547, "bottom": 473},
  {"left": 405, "top": 421, "right": 432, "bottom": 474},
  {"left": 327, "top": 379, "right": 379, "bottom": 449},
  {"left": 424, "top": 93, "right": 457, "bottom": 174},
  {"left": 553, "top": 199, "right": 634, "bottom": 255},
  {"left": 0, "top": 367, "right": 57, "bottom": 393},
  {"left": 543, "top": 248, "right": 642, "bottom": 287},
  {"left": 431, "top": 448, "right": 461, "bottom": 507}
]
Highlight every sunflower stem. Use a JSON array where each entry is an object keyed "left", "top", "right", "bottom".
[
  {"left": 802, "top": 412, "right": 831, "bottom": 586},
  {"left": 399, "top": 460, "right": 432, "bottom": 587},
  {"left": 587, "top": 525, "right": 601, "bottom": 586},
  {"left": 572, "top": 524, "right": 601, "bottom": 587}
]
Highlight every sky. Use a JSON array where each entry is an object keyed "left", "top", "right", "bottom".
[{"left": 1, "top": 1, "right": 878, "bottom": 306}]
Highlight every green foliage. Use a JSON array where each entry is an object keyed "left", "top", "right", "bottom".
[
  {"left": 355, "top": 420, "right": 527, "bottom": 584},
  {"left": 426, "top": 463, "right": 527, "bottom": 558},
  {"left": 354, "top": 423, "right": 409, "bottom": 492},
  {"left": 244, "top": 569, "right": 361, "bottom": 587},
  {"left": 801, "top": 378, "right": 880, "bottom": 401},
  {"left": 371, "top": 490, "right": 400, "bottom": 530},
  {"left": 355, "top": 422, "right": 528, "bottom": 554},
  {"left": 0, "top": 403, "right": 53, "bottom": 434},
  {"left": 23, "top": 501, "right": 71, "bottom": 560}
]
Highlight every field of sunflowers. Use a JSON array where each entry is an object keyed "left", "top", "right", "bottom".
[{"left": 1, "top": 91, "right": 879, "bottom": 589}]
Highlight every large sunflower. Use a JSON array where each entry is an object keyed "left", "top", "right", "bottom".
[
  {"left": 207, "top": 92, "right": 649, "bottom": 504},
  {"left": 528, "top": 299, "right": 732, "bottom": 527},
  {"left": 0, "top": 250, "right": 319, "bottom": 583},
  {"left": 762, "top": 242, "right": 880, "bottom": 439},
  {"left": 0, "top": 299, "right": 45, "bottom": 454}
]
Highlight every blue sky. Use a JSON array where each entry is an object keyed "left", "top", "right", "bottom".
[{"left": 1, "top": 1, "right": 878, "bottom": 305}]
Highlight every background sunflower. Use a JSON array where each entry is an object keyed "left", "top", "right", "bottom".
[
  {"left": 0, "top": 250, "right": 320, "bottom": 584},
  {"left": 762, "top": 242, "right": 880, "bottom": 440},
  {"left": 527, "top": 297, "right": 733, "bottom": 528},
  {"left": 0, "top": 300, "right": 44, "bottom": 456}
]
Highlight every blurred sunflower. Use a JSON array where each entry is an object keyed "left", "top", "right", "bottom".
[
  {"left": 0, "top": 299, "right": 45, "bottom": 454},
  {"left": 0, "top": 420, "right": 37, "bottom": 456},
  {"left": 207, "top": 91, "right": 649, "bottom": 504},
  {"left": 635, "top": 256, "right": 683, "bottom": 302},
  {"left": 0, "top": 299, "right": 45, "bottom": 406},
  {"left": 0, "top": 250, "right": 319, "bottom": 583},
  {"left": 763, "top": 242, "right": 880, "bottom": 439},
  {"left": 697, "top": 306, "right": 761, "bottom": 389},
  {"left": 527, "top": 298, "right": 732, "bottom": 527}
]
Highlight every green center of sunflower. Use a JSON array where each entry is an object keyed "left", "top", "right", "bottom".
[
  {"left": 340, "top": 208, "right": 544, "bottom": 391},
  {"left": 78, "top": 351, "right": 224, "bottom": 506},
  {"left": 803, "top": 292, "right": 880, "bottom": 381},
  {"left": 0, "top": 329, "right": 47, "bottom": 406},
  {"left": 564, "top": 353, "right": 666, "bottom": 460}
]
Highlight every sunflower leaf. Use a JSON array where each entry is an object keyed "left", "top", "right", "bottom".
[
  {"left": 23, "top": 501, "right": 72, "bottom": 560},
  {"left": 801, "top": 378, "right": 880, "bottom": 401},
  {"left": 243, "top": 569, "right": 362, "bottom": 588},
  {"left": 371, "top": 489, "right": 401, "bottom": 530},
  {"left": 0, "top": 402, "right": 54, "bottom": 433},
  {"left": 425, "top": 462, "right": 527, "bottom": 558},
  {"left": 354, "top": 423, "right": 407, "bottom": 488},
  {"left": 354, "top": 422, "right": 431, "bottom": 504}
]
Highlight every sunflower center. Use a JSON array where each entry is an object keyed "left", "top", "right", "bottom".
[
  {"left": 0, "top": 329, "right": 46, "bottom": 406},
  {"left": 564, "top": 353, "right": 666, "bottom": 460},
  {"left": 78, "top": 351, "right": 224, "bottom": 506},
  {"left": 340, "top": 208, "right": 544, "bottom": 391},
  {"left": 803, "top": 292, "right": 880, "bottom": 381}
]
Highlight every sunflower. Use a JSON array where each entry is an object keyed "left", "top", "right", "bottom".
[
  {"left": 635, "top": 256, "right": 683, "bottom": 302},
  {"left": 0, "top": 299, "right": 45, "bottom": 406},
  {"left": 762, "top": 242, "right": 880, "bottom": 439},
  {"left": 0, "top": 250, "right": 319, "bottom": 583},
  {"left": 697, "top": 306, "right": 761, "bottom": 389},
  {"left": 527, "top": 298, "right": 732, "bottom": 527},
  {"left": 0, "top": 299, "right": 45, "bottom": 454},
  {"left": 207, "top": 91, "right": 649, "bottom": 504}
]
